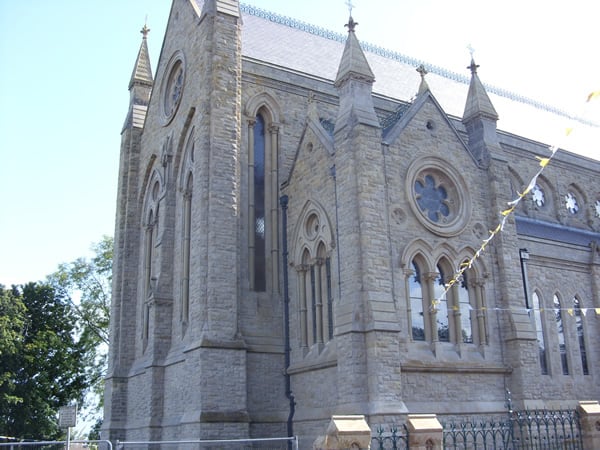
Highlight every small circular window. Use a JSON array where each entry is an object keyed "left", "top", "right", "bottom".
[
  {"left": 305, "top": 213, "right": 320, "bottom": 240},
  {"left": 406, "top": 157, "right": 471, "bottom": 237},
  {"left": 161, "top": 51, "right": 185, "bottom": 125}
]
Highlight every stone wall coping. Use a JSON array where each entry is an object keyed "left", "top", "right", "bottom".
[
  {"left": 407, "top": 414, "right": 443, "bottom": 432},
  {"left": 578, "top": 400, "right": 600, "bottom": 415}
]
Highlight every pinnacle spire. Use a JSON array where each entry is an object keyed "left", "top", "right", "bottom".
[
  {"left": 334, "top": 15, "right": 374, "bottom": 87},
  {"left": 123, "top": 24, "right": 153, "bottom": 131},
  {"left": 462, "top": 56, "right": 499, "bottom": 168},
  {"left": 463, "top": 57, "right": 498, "bottom": 122},
  {"left": 129, "top": 24, "right": 153, "bottom": 90},
  {"left": 334, "top": 11, "right": 379, "bottom": 131}
]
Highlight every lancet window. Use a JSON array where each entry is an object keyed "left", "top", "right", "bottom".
[
  {"left": 553, "top": 294, "right": 569, "bottom": 375},
  {"left": 181, "top": 174, "right": 192, "bottom": 326},
  {"left": 247, "top": 105, "right": 279, "bottom": 293},
  {"left": 532, "top": 292, "right": 548, "bottom": 375},
  {"left": 573, "top": 296, "right": 589, "bottom": 375}
]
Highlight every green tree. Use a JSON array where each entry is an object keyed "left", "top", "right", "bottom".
[
  {"left": 0, "top": 283, "right": 88, "bottom": 439},
  {"left": 0, "top": 286, "right": 26, "bottom": 407},
  {"left": 48, "top": 235, "right": 113, "bottom": 434}
]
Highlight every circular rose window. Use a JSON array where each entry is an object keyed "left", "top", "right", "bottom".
[
  {"left": 160, "top": 51, "right": 185, "bottom": 125},
  {"left": 405, "top": 157, "right": 471, "bottom": 237}
]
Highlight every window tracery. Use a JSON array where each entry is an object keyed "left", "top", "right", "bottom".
[
  {"left": 294, "top": 204, "right": 335, "bottom": 352},
  {"left": 406, "top": 255, "right": 485, "bottom": 348},
  {"left": 406, "top": 157, "right": 471, "bottom": 237}
]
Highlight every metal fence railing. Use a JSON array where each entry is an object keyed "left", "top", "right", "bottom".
[
  {"left": 116, "top": 436, "right": 298, "bottom": 450},
  {"left": 0, "top": 440, "right": 112, "bottom": 450}
]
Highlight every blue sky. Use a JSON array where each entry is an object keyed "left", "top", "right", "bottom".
[{"left": 1, "top": 0, "right": 599, "bottom": 287}]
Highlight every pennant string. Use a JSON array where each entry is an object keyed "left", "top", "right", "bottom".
[{"left": 431, "top": 91, "right": 597, "bottom": 311}]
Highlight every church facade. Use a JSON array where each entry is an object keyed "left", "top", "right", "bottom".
[{"left": 103, "top": 0, "right": 600, "bottom": 444}]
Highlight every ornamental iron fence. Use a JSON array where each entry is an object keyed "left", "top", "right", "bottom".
[
  {"left": 371, "top": 424, "right": 410, "bottom": 450},
  {"left": 442, "top": 408, "right": 583, "bottom": 449}
]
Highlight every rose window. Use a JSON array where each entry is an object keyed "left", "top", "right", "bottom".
[
  {"left": 415, "top": 175, "right": 450, "bottom": 223},
  {"left": 406, "top": 157, "right": 471, "bottom": 237}
]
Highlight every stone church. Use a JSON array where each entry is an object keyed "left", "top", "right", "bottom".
[{"left": 103, "top": 0, "right": 600, "bottom": 444}]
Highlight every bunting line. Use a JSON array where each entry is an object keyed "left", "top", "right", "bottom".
[
  {"left": 451, "top": 305, "right": 600, "bottom": 317},
  {"left": 431, "top": 91, "right": 599, "bottom": 312}
]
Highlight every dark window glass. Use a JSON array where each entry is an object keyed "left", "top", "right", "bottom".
[
  {"left": 415, "top": 175, "right": 449, "bottom": 222},
  {"left": 409, "top": 261, "right": 425, "bottom": 341},
  {"left": 532, "top": 293, "right": 548, "bottom": 375},
  {"left": 254, "top": 115, "right": 266, "bottom": 291},
  {"left": 554, "top": 295, "right": 569, "bottom": 375},
  {"left": 574, "top": 297, "right": 589, "bottom": 375}
]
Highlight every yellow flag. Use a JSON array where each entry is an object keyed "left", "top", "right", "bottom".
[
  {"left": 536, "top": 156, "right": 550, "bottom": 167},
  {"left": 587, "top": 91, "right": 600, "bottom": 102},
  {"left": 567, "top": 308, "right": 574, "bottom": 316},
  {"left": 595, "top": 308, "right": 600, "bottom": 316}
]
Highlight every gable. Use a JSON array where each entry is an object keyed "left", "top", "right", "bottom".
[
  {"left": 284, "top": 116, "right": 334, "bottom": 188},
  {"left": 383, "top": 91, "right": 475, "bottom": 166}
]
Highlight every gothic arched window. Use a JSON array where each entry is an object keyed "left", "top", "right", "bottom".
[
  {"left": 573, "top": 296, "right": 589, "bottom": 375},
  {"left": 252, "top": 114, "right": 266, "bottom": 292},
  {"left": 248, "top": 107, "right": 280, "bottom": 294},
  {"left": 553, "top": 294, "right": 569, "bottom": 375},
  {"left": 457, "top": 272, "right": 473, "bottom": 344},
  {"left": 181, "top": 174, "right": 193, "bottom": 326},
  {"left": 434, "top": 264, "right": 450, "bottom": 342},
  {"left": 409, "top": 260, "right": 425, "bottom": 341},
  {"left": 532, "top": 292, "right": 548, "bottom": 375}
]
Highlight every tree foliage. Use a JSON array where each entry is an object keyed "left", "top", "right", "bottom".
[
  {"left": 0, "top": 283, "right": 89, "bottom": 439},
  {"left": 47, "top": 236, "right": 113, "bottom": 432}
]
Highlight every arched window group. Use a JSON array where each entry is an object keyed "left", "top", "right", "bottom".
[
  {"left": 408, "top": 256, "right": 487, "bottom": 347},
  {"left": 531, "top": 290, "right": 590, "bottom": 376},
  {"left": 293, "top": 205, "right": 335, "bottom": 353},
  {"left": 140, "top": 172, "right": 165, "bottom": 348},
  {"left": 298, "top": 243, "right": 333, "bottom": 349}
]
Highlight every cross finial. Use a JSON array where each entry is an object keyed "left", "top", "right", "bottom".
[
  {"left": 141, "top": 17, "right": 150, "bottom": 39},
  {"left": 416, "top": 64, "right": 428, "bottom": 80},
  {"left": 345, "top": 0, "right": 354, "bottom": 16},
  {"left": 344, "top": 0, "right": 357, "bottom": 32},
  {"left": 467, "top": 44, "right": 475, "bottom": 58},
  {"left": 466, "top": 44, "right": 479, "bottom": 74}
]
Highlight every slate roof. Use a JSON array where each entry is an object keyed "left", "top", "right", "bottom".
[{"left": 195, "top": 2, "right": 600, "bottom": 160}]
